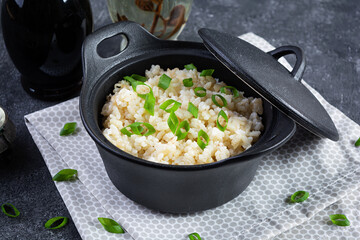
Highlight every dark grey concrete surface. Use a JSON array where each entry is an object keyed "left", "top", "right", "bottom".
[{"left": 0, "top": 0, "right": 359, "bottom": 239}]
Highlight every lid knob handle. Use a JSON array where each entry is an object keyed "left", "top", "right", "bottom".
[{"left": 267, "top": 46, "right": 306, "bottom": 82}]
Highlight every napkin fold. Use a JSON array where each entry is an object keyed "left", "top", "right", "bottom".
[{"left": 25, "top": 33, "right": 360, "bottom": 240}]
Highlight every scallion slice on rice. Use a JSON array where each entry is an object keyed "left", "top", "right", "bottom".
[
  {"left": 212, "top": 94, "right": 227, "bottom": 108},
  {"left": 194, "top": 87, "right": 206, "bottom": 97},
  {"left": 158, "top": 74, "right": 172, "bottom": 90},
  {"left": 187, "top": 102, "right": 198, "bottom": 118},
  {"left": 220, "top": 86, "right": 239, "bottom": 99},
  {"left": 200, "top": 69, "right": 214, "bottom": 77},
  {"left": 197, "top": 130, "right": 209, "bottom": 150},
  {"left": 121, "top": 122, "right": 155, "bottom": 137},
  {"left": 159, "top": 99, "right": 181, "bottom": 113},
  {"left": 217, "top": 110, "right": 228, "bottom": 132}
]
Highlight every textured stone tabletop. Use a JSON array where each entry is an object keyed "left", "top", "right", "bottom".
[{"left": 0, "top": 0, "right": 359, "bottom": 239}]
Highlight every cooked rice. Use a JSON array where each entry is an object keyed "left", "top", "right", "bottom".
[{"left": 101, "top": 65, "right": 263, "bottom": 165}]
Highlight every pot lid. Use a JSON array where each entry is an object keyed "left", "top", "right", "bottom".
[{"left": 198, "top": 28, "right": 339, "bottom": 141}]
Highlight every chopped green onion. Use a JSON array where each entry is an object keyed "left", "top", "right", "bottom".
[
  {"left": 131, "top": 81, "right": 152, "bottom": 99},
  {"left": 194, "top": 87, "right": 206, "bottom": 97},
  {"left": 144, "top": 91, "right": 155, "bottom": 115},
  {"left": 159, "top": 99, "right": 181, "bottom": 113},
  {"left": 290, "top": 191, "right": 309, "bottom": 203},
  {"left": 98, "top": 217, "right": 125, "bottom": 234},
  {"left": 184, "top": 63, "right": 197, "bottom": 70},
  {"left": 158, "top": 74, "right": 172, "bottom": 90},
  {"left": 355, "top": 137, "right": 360, "bottom": 147},
  {"left": 200, "top": 69, "right": 214, "bottom": 77},
  {"left": 1, "top": 203, "right": 20, "bottom": 218},
  {"left": 212, "top": 94, "right": 228, "bottom": 108},
  {"left": 187, "top": 102, "right": 198, "bottom": 118},
  {"left": 52, "top": 169, "right": 78, "bottom": 182},
  {"left": 121, "top": 122, "right": 155, "bottom": 137},
  {"left": 329, "top": 214, "right": 350, "bottom": 226},
  {"left": 130, "top": 74, "right": 147, "bottom": 82},
  {"left": 124, "top": 76, "right": 155, "bottom": 115},
  {"left": 44, "top": 216, "right": 68, "bottom": 229},
  {"left": 175, "top": 120, "right": 190, "bottom": 140},
  {"left": 217, "top": 110, "right": 228, "bottom": 132},
  {"left": 197, "top": 130, "right": 209, "bottom": 150},
  {"left": 220, "top": 86, "right": 240, "bottom": 99},
  {"left": 188, "top": 232, "right": 202, "bottom": 240},
  {"left": 167, "top": 112, "right": 179, "bottom": 134},
  {"left": 60, "top": 122, "right": 77, "bottom": 136},
  {"left": 183, "top": 78, "right": 194, "bottom": 87}
]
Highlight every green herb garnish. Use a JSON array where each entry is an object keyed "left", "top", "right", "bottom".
[
  {"left": 144, "top": 91, "right": 155, "bottom": 116},
  {"left": 121, "top": 122, "right": 156, "bottom": 137},
  {"left": 200, "top": 69, "right": 214, "bottom": 77},
  {"left": 355, "top": 137, "right": 360, "bottom": 147},
  {"left": 44, "top": 216, "right": 68, "bottom": 229},
  {"left": 217, "top": 110, "right": 228, "bottom": 132},
  {"left": 183, "top": 78, "right": 194, "bottom": 87},
  {"left": 188, "top": 232, "right": 202, "bottom": 240},
  {"left": 212, "top": 94, "right": 228, "bottom": 108},
  {"left": 329, "top": 214, "right": 350, "bottom": 226},
  {"left": 158, "top": 74, "right": 172, "bottom": 90},
  {"left": 194, "top": 87, "right": 206, "bottom": 97},
  {"left": 187, "top": 102, "right": 198, "bottom": 118},
  {"left": 1, "top": 203, "right": 20, "bottom": 218},
  {"left": 159, "top": 99, "right": 181, "bottom": 113},
  {"left": 197, "top": 130, "right": 209, "bottom": 150},
  {"left": 167, "top": 112, "right": 179, "bottom": 134},
  {"left": 290, "top": 191, "right": 309, "bottom": 203},
  {"left": 184, "top": 63, "right": 197, "bottom": 70},
  {"left": 130, "top": 74, "right": 147, "bottom": 82},
  {"left": 220, "top": 86, "right": 239, "bottom": 99},
  {"left": 175, "top": 120, "right": 190, "bottom": 140},
  {"left": 60, "top": 122, "right": 77, "bottom": 136},
  {"left": 52, "top": 169, "right": 78, "bottom": 182},
  {"left": 98, "top": 217, "right": 125, "bottom": 234}
]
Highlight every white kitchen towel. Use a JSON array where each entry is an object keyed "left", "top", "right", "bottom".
[{"left": 25, "top": 33, "right": 360, "bottom": 240}]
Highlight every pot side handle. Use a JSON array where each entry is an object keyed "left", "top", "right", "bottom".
[
  {"left": 82, "top": 21, "right": 160, "bottom": 87},
  {"left": 267, "top": 46, "right": 306, "bottom": 82}
]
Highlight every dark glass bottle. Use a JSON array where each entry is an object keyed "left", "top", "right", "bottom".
[{"left": 1, "top": 0, "right": 93, "bottom": 100}]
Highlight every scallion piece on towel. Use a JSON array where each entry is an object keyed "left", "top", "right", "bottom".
[
  {"left": 130, "top": 74, "right": 147, "bottom": 82},
  {"left": 175, "top": 120, "right": 190, "bottom": 140},
  {"left": 44, "top": 216, "right": 68, "bottom": 229},
  {"left": 183, "top": 78, "right": 194, "bottom": 87},
  {"left": 167, "top": 112, "right": 179, "bottom": 134},
  {"left": 188, "top": 232, "right": 202, "bottom": 240},
  {"left": 290, "top": 191, "right": 309, "bottom": 203},
  {"left": 120, "top": 122, "right": 155, "bottom": 137},
  {"left": 194, "top": 87, "right": 206, "bottom": 97},
  {"left": 355, "top": 137, "right": 360, "bottom": 147},
  {"left": 1, "top": 203, "right": 20, "bottom": 218},
  {"left": 52, "top": 169, "right": 78, "bottom": 182},
  {"left": 197, "top": 130, "right": 209, "bottom": 150},
  {"left": 220, "top": 86, "right": 240, "bottom": 99},
  {"left": 217, "top": 110, "right": 228, "bottom": 132},
  {"left": 329, "top": 214, "right": 350, "bottom": 226},
  {"left": 98, "top": 217, "right": 125, "bottom": 234},
  {"left": 184, "top": 63, "right": 197, "bottom": 70},
  {"left": 158, "top": 74, "right": 172, "bottom": 90},
  {"left": 159, "top": 99, "right": 182, "bottom": 113},
  {"left": 60, "top": 122, "right": 77, "bottom": 136},
  {"left": 187, "top": 102, "right": 198, "bottom": 118},
  {"left": 212, "top": 94, "right": 228, "bottom": 108},
  {"left": 200, "top": 69, "right": 214, "bottom": 77}
]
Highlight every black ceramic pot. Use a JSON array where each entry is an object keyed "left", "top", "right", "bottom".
[{"left": 80, "top": 22, "right": 297, "bottom": 213}]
